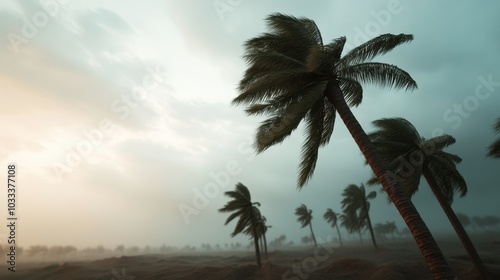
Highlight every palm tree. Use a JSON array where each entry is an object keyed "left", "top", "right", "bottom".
[
  {"left": 245, "top": 214, "right": 270, "bottom": 260},
  {"left": 218, "top": 183, "right": 262, "bottom": 268},
  {"left": 368, "top": 117, "right": 490, "bottom": 279},
  {"left": 341, "top": 184, "right": 378, "bottom": 249},
  {"left": 232, "top": 13, "right": 452, "bottom": 278},
  {"left": 487, "top": 117, "right": 500, "bottom": 158},
  {"left": 323, "top": 209, "right": 343, "bottom": 247},
  {"left": 339, "top": 211, "right": 364, "bottom": 245},
  {"left": 295, "top": 204, "right": 318, "bottom": 248},
  {"left": 385, "top": 221, "right": 397, "bottom": 240},
  {"left": 456, "top": 213, "right": 472, "bottom": 229}
]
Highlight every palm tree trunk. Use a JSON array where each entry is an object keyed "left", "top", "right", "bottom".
[
  {"left": 423, "top": 172, "right": 491, "bottom": 279},
  {"left": 250, "top": 215, "right": 262, "bottom": 268},
  {"left": 324, "top": 81, "right": 454, "bottom": 279},
  {"left": 364, "top": 205, "right": 378, "bottom": 249},
  {"left": 335, "top": 224, "right": 343, "bottom": 247},
  {"left": 259, "top": 236, "right": 263, "bottom": 256},
  {"left": 309, "top": 223, "right": 318, "bottom": 248},
  {"left": 263, "top": 232, "right": 268, "bottom": 260},
  {"left": 358, "top": 230, "right": 363, "bottom": 245}
]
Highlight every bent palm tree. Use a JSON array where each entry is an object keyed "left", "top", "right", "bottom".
[
  {"left": 232, "top": 13, "right": 452, "bottom": 278},
  {"left": 295, "top": 204, "right": 318, "bottom": 248},
  {"left": 218, "top": 183, "right": 262, "bottom": 268},
  {"left": 324, "top": 209, "right": 343, "bottom": 247},
  {"left": 487, "top": 118, "right": 500, "bottom": 158},
  {"left": 368, "top": 117, "right": 490, "bottom": 279},
  {"left": 341, "top": 184, "right": 378, "bottom": 249},
  {"left": 245, "top": 214, "right": 270, "bottom": 260},
  {"left": 339, "top": 211, "right": 365, "bottom": 245}
]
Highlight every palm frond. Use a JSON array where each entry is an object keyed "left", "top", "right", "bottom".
[
  {"left": 255, "top": 82, "right": 325, "bottom": 153},
  {"left": 424, "top": 135, "right": 456, "bottom": 153},
  {"left": 338, "top": 77, "right": 363, "bottom": 107},
  {"left": 371, "top": 118, "right": 421, "bottom": 144},
  {"left": 487, "top": 138, "right": 500, "bottom": 158},
  {"left": 338, "top": 33, "right": 413, "bottom": 66},
  {"left": 236, "top": 183, "right": 251, "bottom": 201},
  {"left": 235, "top": 69, "right": 317, "bottom": 106},
  {"left": 339, "top": 62, "right": 417, "bottom": 91},
  {"left": 298, "top": 95, "right": 325, "bottom": 187}
]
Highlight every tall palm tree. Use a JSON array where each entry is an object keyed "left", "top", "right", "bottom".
[
  {"left": 487, "top": 117, "right": 500, "bottom": 158},
  {"left": 218, "top": 183, "right": 262, "bottom": 268},
  {"left": 295, "top": 204, "right": 318, "bottom": 248},
  {"left": 232, "top": 13, "right": 452, "bottom": 278},
  {"left": 323, "top": 209, "right": 343, "bottom": 247},
  {"left": 341, "top": 184, "right": 378, "bottom": 249},
  {"left": 368, "top": 117, "right": 490, "bottom": 279}
]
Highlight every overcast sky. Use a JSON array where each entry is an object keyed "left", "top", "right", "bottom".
[{"left": 0, "top": 0, "right": 499, "bottom": 250}]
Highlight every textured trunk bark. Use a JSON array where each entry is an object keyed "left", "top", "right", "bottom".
[
  {"left": 423, "top": 172, "right": 491, "bottom": 279},
  {"left": 324, "top": 80, "right": 454, "bottom": 279},
  {"left": 335, "top": 224, "right": 343, "bottom": 247}
]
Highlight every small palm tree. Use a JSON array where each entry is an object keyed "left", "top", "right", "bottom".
[
  {"left": 295, "top": 204, "right": 318, "bottom": 248},
  {"left": 219, "top": 183, "right": 262, "bottom": 268},
  {"left": 487, "top": 118, "right": 500, "bottom": 158},
  {"left": 323, "top": 209, "right": 343, "bottom": 247},
  {"left": 341, "top": 184, "right": 378, "bottom": 249},
  {"left": 368, "top": 117, "right": 490, "bottom": 279},
  {"left": 339, "top": 211, "right": 365, "bottom": 245},
  {"left": 385, "top": 221, "right": 397, "bottom": 240},
  {"left": 245, "top": 214, "right": 270, "bottom": 260},
  {"left": 456, "top": 213, "right": 472, "bottom": 229},
  {"left": 232, "top": 13, "right": 452, "bottom": 278}
]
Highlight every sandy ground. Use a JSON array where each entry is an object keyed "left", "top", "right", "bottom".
[{"left": 1, "top": 235, "right": 499, "bottom": 280}]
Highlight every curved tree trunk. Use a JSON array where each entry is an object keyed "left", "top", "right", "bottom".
[
  {"left": 324, "top": 81, "right": 454, "bottom": 279},
  {"left": 423, "top": 172, "right": 491, "bottom": 280},
  {"left": 309, "top": 222, "right": 318, "bottom": 248},
  {"left": 335, "top": 224, "right": 343, "bottom": 247},
  {"left": 250, "top": 213, "right": 262, "bottom": 268},
  {"left": 364, "top": 204, "right": 378, "bottom": 249}
]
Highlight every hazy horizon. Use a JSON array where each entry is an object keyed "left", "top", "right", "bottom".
[{"left": 1, "top": 0, "right": 499, "bottom": 253}]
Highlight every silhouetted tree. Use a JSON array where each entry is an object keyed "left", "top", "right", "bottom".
[
  {"left": 231, "top": 13, "right": 451, "bottom": 278},
  {"left": 295, "top": 204, "right": 318, "bottom": 247},
  {"left": 219, "top": 183, "right": 262, "bottom": 268},
  {"left": 324, "top": 208, "right": 343, "bottom": 247},
  {"left": 368, "top": 118, "right": 489, "bottom": 278},
  {"left": 341, "top": 183, "right": 378, "bottom": 249}
]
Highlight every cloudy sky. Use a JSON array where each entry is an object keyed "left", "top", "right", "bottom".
[{"left": 0, "top": 0, "right": 499, "bottom": 250}]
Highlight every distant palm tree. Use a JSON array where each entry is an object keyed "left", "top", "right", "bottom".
[
  {"left": 323, "top": 209, "right": 343, "bottom": 247},
  {"left": 385, "top": 221, "right": 397, "bottom": 240},
  {"left": 487, "top": 118, "right": 500, "bottom": 158},
  {"left": 456, "top": 213, "right": 472, "bottom": 229},
  {"left": 219, "top": 183, "right": 262, "bottom": 268},
  {"left": 341, "top": 184, "right": 378, "bottom": 249},
  {"left": 232, "top": 13, "right": 451, "bottom": 278},
  {"left": 295, "top": 204, "right": 318, "bottom": 248},
  {"left": 374, "top": 221, "right": 398, "bottom": 240},
  {"left": 245, "top": 214, "right": 270, "bottom": 260},
  {"left": 367, "top": 117, "right": 489, "bottom": 279},
  {"left": 339, "top": 211, "right": 365, "bottom": 245}
]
